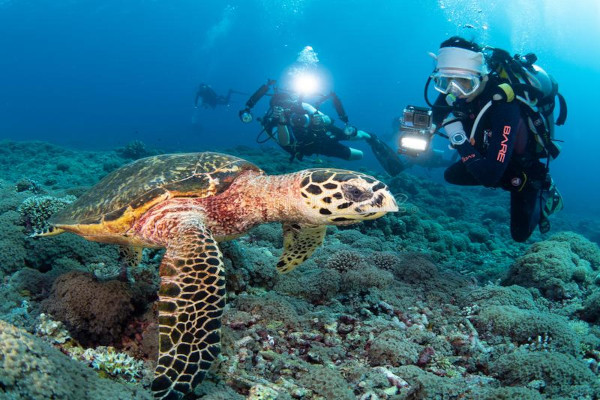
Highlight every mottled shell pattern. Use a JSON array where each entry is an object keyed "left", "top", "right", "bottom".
[{"left": 49, "top": 152, "right": 261, "bottom": 230}]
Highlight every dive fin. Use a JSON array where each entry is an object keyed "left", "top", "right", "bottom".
[
  {"left": 367, "top": 134, "right": 405, "bottom": 176},
  {"left": 277, "top": 223, "right": 326, "bottom": 273}
]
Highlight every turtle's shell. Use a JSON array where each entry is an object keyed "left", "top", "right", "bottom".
[{"left": 50, "top": 152, "right": 262, "bottom": 232}]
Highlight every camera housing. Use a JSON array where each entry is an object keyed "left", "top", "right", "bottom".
[{"left": 398, "top": 105, "right": 433, "bottom": 156}]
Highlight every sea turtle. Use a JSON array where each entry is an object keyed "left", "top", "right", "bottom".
[{"left": 37, "top": 152, "right": 398, "bottom": 399}]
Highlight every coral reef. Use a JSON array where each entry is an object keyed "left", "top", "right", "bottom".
[
  {"left": 67, "top": 346, "right": 146, "bottom": 383},
  {"left": 0, "top": 141, "right": 599, "bottom": 399},
  {"left": 116, "top": 140, "right": 154, "bottom": 160},
  {"left": 18, "top": 194, "right": 76, "bottom": 233},
  {"left": 35, "top": 313, "right": 71, "bottom": 344},
  {"left": 503, "top": 233, "right": 600, "bottom": 305},
  {"left": 0, "top": 319, "right": 152, "bottom": 399},
  {"left": 42, "top": 271, "right": 136, "bottom": 345}
]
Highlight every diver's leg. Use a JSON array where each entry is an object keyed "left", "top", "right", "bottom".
[
  {"left": 327, "top": 141, "right": 362, "bottom": 160},
  {"left": 348, "top": 148, "right": 364, "bottom": 160},
  {"left": 510, "top": 187, "right": 541, "bottom": 242},
  {"left": 444, "top": 162, "right": 479, "bottom": 186}
]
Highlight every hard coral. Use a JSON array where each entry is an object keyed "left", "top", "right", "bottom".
[
  {"left": 503, "top": 236, "right": 593, "bottom": 300},
  {"left": 394, "top": 253, "right": 439, "bottom": 283},
  {"left": 367, "top": 330, "right": 422, "bottom": 367},
  {"left": 491, "top": 350, "right": 600, "bottom": 398},
  {"left": 273, "top": 267, "right": 341, "bottom": 304},
  {"left": 42, "top": 271, "right": 135, "bottom": 346},
  {"left": 116, "top": 140, "right": 152, "bottom": 160},
  {"left": 18, "top": 194, "right": 75, "bottom": 233},
  {"left": 67, "top": 346, "right": 145, "bottom": 382},
  {"left": 297, "top": 366, "right": 354, "bottom": 400},
  {"left": 326, "top": 250, "right": 367, "bottom": 273},
  {"left": 35, "top": 313, "right": 71, "bottom": 344},
  {"left": 0, "top": 319, "right": 152, "bottom": 400},
  {"left": 473, "top": 305, "right": 580, "bottom": 356}
]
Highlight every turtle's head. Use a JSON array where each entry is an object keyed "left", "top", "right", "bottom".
[{"left": 295, "top": 169, "right": 398, "bottom": 225}]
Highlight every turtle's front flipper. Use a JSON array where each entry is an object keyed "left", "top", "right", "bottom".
[
  {"left": 277, "top": 223, "right": 326, "bottom": 273},
  {"left": 118, "top": 245, "right": 143, "bottom": 268},
  {"left": 152, "top": 221, "right": 225, "bottom": 400}
]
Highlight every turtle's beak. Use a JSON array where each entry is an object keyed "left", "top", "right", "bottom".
[
  {"left": 366, "top": 188, "right": 399, "bottom": 214},
  {"left": 378, "top": 189, "right": 399, "bottom": 213}
]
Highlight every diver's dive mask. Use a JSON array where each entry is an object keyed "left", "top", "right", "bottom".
[
  {"left": 431, "top": 71, "right": 481, "bottom": 97},
  {"left": 429, "top": 46, "right": 488, "bottom": 98}
]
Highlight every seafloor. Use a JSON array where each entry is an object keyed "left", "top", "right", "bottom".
[{"left": 1, "top": 139, "right": 600, "bottom": 400}]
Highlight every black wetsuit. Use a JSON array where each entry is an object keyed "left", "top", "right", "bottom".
[
  {"left": 262, "top": 101, "right": 354, "bottom": 161},
  {"left": 433, "top": 77, "right": 549, "bottom": 242},
  {"left": 195, "top": 84, "right": 232, "bottom": 108}
]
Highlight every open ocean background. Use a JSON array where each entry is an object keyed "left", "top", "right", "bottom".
[{"left": 1, "top": 0, "right": 598, "bottom": 216}]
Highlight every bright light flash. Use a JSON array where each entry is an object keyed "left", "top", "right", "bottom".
[
  {"left": 293, "top": 72, "right": 319, "bottom": 95},
  {"left": 401, "top": 136, "right": 428, "bottom": 152}
]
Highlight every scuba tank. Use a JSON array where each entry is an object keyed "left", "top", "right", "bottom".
[{"left": 485, "top": 48, "right": 566, "bottom": 160}]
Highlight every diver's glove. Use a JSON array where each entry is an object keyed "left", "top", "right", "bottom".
[{"left": 443, "top": 115, "right": 468, "bottom": 147}]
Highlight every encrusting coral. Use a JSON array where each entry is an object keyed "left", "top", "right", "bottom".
[{"left": 0, "top": 319, "right": 152, "bottom": 399}]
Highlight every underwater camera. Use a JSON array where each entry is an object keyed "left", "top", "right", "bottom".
[{"left": 398, "top": 105, "right": 433, "bottom": 156}]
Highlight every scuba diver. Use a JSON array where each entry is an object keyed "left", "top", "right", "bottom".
[
  {"left": 194, "top": 83, "right": 244, "bottom": 109},
  {"left": 239, "top": 79, "right": 405, "bottom": 176},
  {"left": 420, "top": 36, "right": 566, "bottom": 242}
]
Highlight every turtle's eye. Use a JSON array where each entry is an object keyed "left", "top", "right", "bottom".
[{"left": 342, "top": 184, "right": 372, "bottom": 202}]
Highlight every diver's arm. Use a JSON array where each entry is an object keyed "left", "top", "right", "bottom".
[
  {"left": 453, "top": 101, "right": 520, "bottom": 187},
  {"left": 432, "top": 94, "right": 451, "bottom": 126},
  {"left": 276, "top": 124, "right": 291, "bottom": 146},
  {"left": 269, "top": 106, "right": 292, "bottom": 146}
]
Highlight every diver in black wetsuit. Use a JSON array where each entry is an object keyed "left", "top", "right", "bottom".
[
  {"left": 262, "top": 91, "right": 373, "bottom": 162},
  {"left": 239, "top": 80, "right": 405, "bottom": 175},
  {"left": 195, "top": 83, "right": 242, "bottom": 109},
  {"left": 428, "top": 37, "right": 563, "bottom": 242}
]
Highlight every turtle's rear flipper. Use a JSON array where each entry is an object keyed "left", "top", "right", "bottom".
[
  {"left": 277, "top": 223, "right": 326, "bottom": 273},
  {"left": 152, "top": 221, "right": 225, "bottom": 400}
]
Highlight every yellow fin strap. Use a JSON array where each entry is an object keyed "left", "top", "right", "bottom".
[{"left": 498, "top": 83, "right": 515, "bottom": 103}]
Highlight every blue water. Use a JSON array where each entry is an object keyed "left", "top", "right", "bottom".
[{"left": 0, "top": 0, "right": 599, "bottom": 216}]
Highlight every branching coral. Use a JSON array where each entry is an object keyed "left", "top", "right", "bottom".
[
  {"left": 67, "top": 346, "right": 145, "bottom": 382},
  {"left": 35, "top": 313, "right": 71, "bottom": 344},
  {"left": 18, "top": 194, "right": 76, "bottom": 233}
]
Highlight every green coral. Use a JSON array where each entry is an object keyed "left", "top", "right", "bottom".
[
  {"left": 503, "top": 237, "right": 593, "bottom": 300},
  {"left": 491, "top": 350, "right": 600, "bottom": 398},
  {"left": 297, "top": 366, "right": 354, "bottom": 400},
  {"left": 18, "top": 194, "right": 76, "bottom": 232},
  {"left": 473, "top": 305, "right": 580, "bottom": 356}
]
